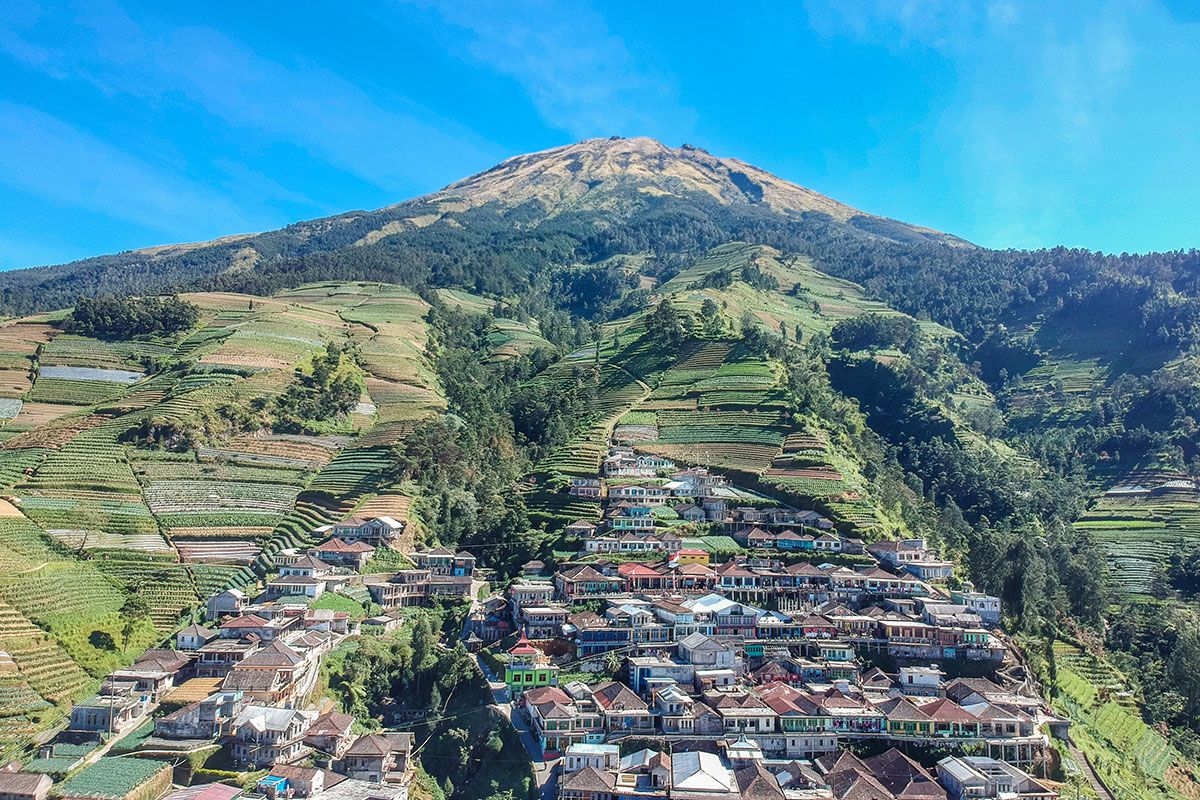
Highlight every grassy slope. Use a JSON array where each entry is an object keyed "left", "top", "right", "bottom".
[
  {"left": 0, "top": 282, "right": 446, "bottom": 757},
  {"left": 1036, "top": 637, "right": 1200, "bottom": 800}
]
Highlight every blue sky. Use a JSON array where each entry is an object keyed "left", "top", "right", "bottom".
[{"left": 1, "top": 1, "right": 1198, "bottom": 270}]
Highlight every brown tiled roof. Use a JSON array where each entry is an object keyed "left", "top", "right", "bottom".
[
  {"left": 592, "top": 681, "right": 648, "bottom": 712},
  {"left": 862, "top": 749, "right": 945, "bottom": 800},
  {"left": 314, "top": 537, "right": 376, "bottom": 553},
  {"left": 221, "top": 670, "right": 280, "bottom": 691},
  {"left": 308, "top": 708, "right": 354, "bottom": 736},
  {"left": 238, "top": 640, "right": 303, "bottom": 668},
  {"left": 874, "top": 698, "right": 931, "bottom": 721},
  {"left": 735, "top": 763, "right": 786, "bottom": 800},
  {"left": 344, "top": 732, "right": 414, "bottom": 757},
  {"left": 560, "top": 766, "right": 615, "bottom": 792},
  {"left": 0, "top": 772, "right": 51, "bottom": 795}
]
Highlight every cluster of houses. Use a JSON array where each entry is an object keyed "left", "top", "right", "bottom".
[
  {"left": 572, "top": 450, "right": 850, "bottom": 551},
  {"left": 67, "top": 608, "right": 340, "bottom": 737},
  {"left": 47, "top": 600, "right": 418, "bottom": 800},
  {"left": 515, "top": 647, "right": 1048, "bottom": 764},
  {"left": 363, "top": 547, "right": 477, "bottom": 609},
  {"left": 8, "top": 514, "right": 476, "bottom": 800},
  {"left": 498, "top": 558, "right": 1029, "bottom": 769},
  {"left": 483, "top": 449, "right": 1057, "bottom": 800},
  {"left": 555, "top": 739, "right": 1057, "bottom": 800}
]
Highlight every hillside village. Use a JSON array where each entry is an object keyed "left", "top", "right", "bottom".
[{"left": 0, "top": 433, "right": 1068, "bottom": 800}]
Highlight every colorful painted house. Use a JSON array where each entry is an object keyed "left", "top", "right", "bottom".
[{"left": 504, "top": 636, "right": 559, "bottom": 692}]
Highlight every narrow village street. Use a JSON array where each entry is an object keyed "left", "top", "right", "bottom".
[{"left": 473, "top": 653, "right": 559, "bottom": 800}]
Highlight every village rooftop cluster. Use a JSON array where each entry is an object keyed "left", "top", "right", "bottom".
[
  {"left": 0, "top": 443, "right": 1056, "bottom": 800},
  {"left": 466, "top": 444, "right": 1059, "bottom": 800}
]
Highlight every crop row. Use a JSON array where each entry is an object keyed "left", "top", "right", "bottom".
[
  {"left": 92, "top": 560, "right": 201, "bottom": 628},
  {"left": 656, "top": 426, "right": 786, "bottom": 446},
  {"left": 656, "top": 410, "right": 787, "bottom": 427},
  {"left": 175, "top": 540, "right": 261, "bottom": 565},
  {"left": 39, "top": 335, "right": 168, "bottom": 371},
  {"left": 306, "top": 446, "right": 393, "bottom": 496},
  {"left": 26, "top": 379, "right": 127, "bottom": 407},
  {"left": 142, "top": 479, "right": 301, "bottom": 514},
  {"left": 134, "top": 461, "right": 309, "bottom": 485}
]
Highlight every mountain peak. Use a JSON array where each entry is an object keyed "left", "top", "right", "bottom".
[{"left": 431, "top": 136, "right": 865, "bottom": 221}]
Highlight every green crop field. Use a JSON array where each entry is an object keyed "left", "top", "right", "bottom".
[
  {"left": 0, "top": 283, "right": 457, "bottom": 754},
  {"left": 1050, "top": 640, "right": 1192, "bottom": 800}
]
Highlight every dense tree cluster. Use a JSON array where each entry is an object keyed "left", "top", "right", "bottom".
[
  {"left": 273, "top": 342, "right": 365, "bottom": 432},
  {"left": 67, "top": 294, "right": 199, "bottom": 338},
  {"left": 324, "top": 608, "right": 536, "bottom": 800},
  {"left": 830, "top": 314, "right": 920, "bottom": 353}
]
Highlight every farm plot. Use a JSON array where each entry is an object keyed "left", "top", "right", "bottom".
[
  {"left": 0, "top": 412, "right": 105, "bottom": 450},
  {"left": 44, "top": 529, "right": 172, "bottom": 555},
  {"left": 14, "top": 421, "right": 168, "bottom": 560},
  {"left": 0, "top": 368, "right": 32, "bottom": 399},
  {"left": 38, "top": 366, "right": 144, "bottom": 384},
  {"left": 39, "top": 335, "right": 173, "bottom": 371},
  {"left": 365, "top": 378, "right": 443, "bottom": 424},
  {"left": 199, "top": 433, "right": 338, "bottom": 470},
  {"left": 143, "top": 480, "right": 301, "bottom": 529},
  {"left": 0, "top": 451, "right": 42, "bottom": 493},
  {"left": 0, "top": 596, "right": 91, "bottom": 707},
  {"left": 91, "top": 560, "right": 200, "bottom": 629},
  {"left": 198, "top": 323, "right": 325, "bottom": 370},
  {"left": 306, "top": 446, "right": 394, "bottom": 497},
  {"left": 0, "top": 555, "right": 159, "bottom": 677},
  {"left": 0, "top": 517, "right": 65, "bottom": 572},
  {"left": 25, "top": 378, "right": 127, "bottom": 406},
  {"left": 174, "top": 540, "right": 261, "bottom": 564},
  {"left": 525, "top": 488, "right": 602, "bottom": 529},
  {"left": 591, "top": 331, "right": 795, "bottom": 474},
  {"left": 338, "top": 285, "right": 443, "bottom": 422},
  {"left": 1075, "top": 490, "right": 1200, "bottom": 594},
  {"left": 56, "top": 757, "right": 170, "bottom": 800},
  {"left": 1050, "top": 640, "right": 1189, "bottom": 798},
  {"left": 487, "top": 318, "right": 553, "bottom": 360},
  {"left": 189, "top": 564, "right": 255, "bottom": 598}
]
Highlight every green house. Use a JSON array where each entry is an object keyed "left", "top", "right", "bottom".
[{"left": 505, "top": 636, "right": 560, "bottom": 692}]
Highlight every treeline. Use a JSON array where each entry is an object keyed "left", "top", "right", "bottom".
[
  {"left": 817, "top": 317, "right": 1106, "bottom": 630},
  {"left": 67, "top": 294, "right": 199, "bottom": 338},
  {"left": 387, "top": 298, "right": 593, "bottom": 577}
]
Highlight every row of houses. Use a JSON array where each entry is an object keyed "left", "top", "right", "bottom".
[
  {"left": 550, "top": 556, "right": 935, "bottom": 604},
  {"left": 362, "top": 546, "right": 477, "bottom": 608},
  {"left": 519, "top": 665, "right": 1048, "bottom": 765},
  {"left": 154, "top": 688, "right": 414, "bottom": 777},
  {"left": 509, "top": 589, "right": 1001, "bottom": 675},
  {"left": 557, "top": 741, "right": 1055, "bottom": 800}
]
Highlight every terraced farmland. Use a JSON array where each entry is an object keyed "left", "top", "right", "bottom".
[
  {"left": 1075, "top": 489, "right": 1200, "bottom": 595},
  {"left": 631, "top": 346, "right": 791, "bottom": 474},
  {"left": 0, "top": 282, "right": 455, "bottom": 753},
  {"left": 1051, "top": 640, "right": 1194, "bottom": 800}
]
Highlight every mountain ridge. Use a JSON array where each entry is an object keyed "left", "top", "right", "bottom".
[{"left": 0, "top": 136, "right": 967, "bottom": 314}]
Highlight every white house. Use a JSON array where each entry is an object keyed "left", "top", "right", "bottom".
[{"left": 563, "top": 743, "right": 620, "bottom": 774}]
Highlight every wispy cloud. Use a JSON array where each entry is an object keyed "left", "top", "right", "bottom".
[
  {"left": 802, "top": 0, "right": 1159, "bottom": 249},
  {"left": 0, "top": 0, "right": 502, "bottom": 193},
  {"left": 411, "top": 0, "right": 696, "bottom": 141},
  {"left": 0, "top": 101, "right": 252, "bottom": 237}
]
